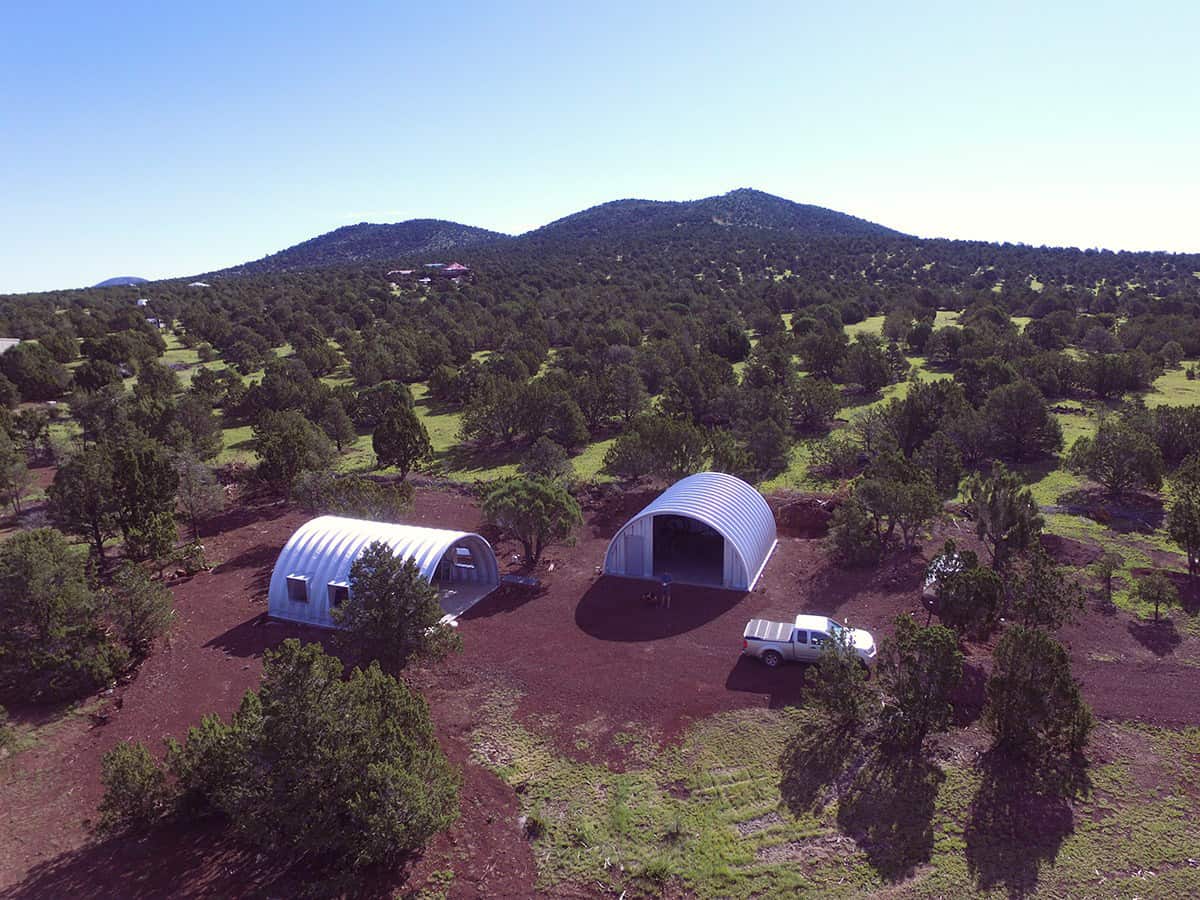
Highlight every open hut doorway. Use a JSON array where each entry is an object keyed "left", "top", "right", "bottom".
[{"left": 651, "top": 514, "right": 724, "bottom": 587}]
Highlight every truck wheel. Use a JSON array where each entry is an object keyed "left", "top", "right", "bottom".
[
  {"left": 762, "top": 651, "right": 782, "bottom": 669},
  {"left": 859, "top": 659, "right": 871, "bottom": 680}
]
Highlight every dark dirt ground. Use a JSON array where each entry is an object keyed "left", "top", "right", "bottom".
[{"left": 1, "top": 485, "right": 1198, "bottom": 898}]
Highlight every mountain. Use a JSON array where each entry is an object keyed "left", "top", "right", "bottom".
[
  {"left": 212, "top": 219, "right": 508, "bottom": 278},
  {"left": 92, "top": 275, "right": 148, "bottom": 288},
  {"left": 524, "top": 188, "right": 906, "bottom": 246},
  {"left": 203, "top": 190, "right": 902, "bottom": 279}
]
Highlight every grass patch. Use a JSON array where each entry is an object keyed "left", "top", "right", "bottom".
[
  {"left": 472, "top": 693, "right": 1200, "bottom": 898},
  {"left": 1143, "top": 361, "right": 1200, "bottom": 408},
  {"left": 932, "top": 310, "right": 962, "bottom": 328},
  {"left": 844, "top": 316, "right": 885, "bottom": 339}
]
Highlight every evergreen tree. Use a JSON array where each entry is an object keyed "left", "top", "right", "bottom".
[
  {"left": 336, "top": 543, "right": 461, "bottom": 672},
  {"left": 963, "top": 464, "right": 1043, "bottom": 568},
  {"left": 1067, "top": 416, "right": 1163, "bottom": 499},
  {"left": 104, "top": 562, "right": 175, "bottom": 656},
  {"left": 482, "top": 476, "right": 582, "bottom": 565},
  {"left": 877, "top": 615, "right": 963, "bottom": 751},
  {"left": 372, "top": 405, "right": 433, "bottom": 479},
  {"left": 48, "top": 445, "right": 118, "bottom": 567},
  {"left": 984, "top": 626, "right": 1092, "bottom": 759}
]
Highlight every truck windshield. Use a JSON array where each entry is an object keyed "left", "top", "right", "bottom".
[{"left": 827, "top": 620, "right": 846, "bottom": 640}]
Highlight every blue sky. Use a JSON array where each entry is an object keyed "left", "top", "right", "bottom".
[{"left": 2, "top": 1, "right": 1197, "bottom": 293}]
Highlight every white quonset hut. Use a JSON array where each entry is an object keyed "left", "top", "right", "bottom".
[
  {"left": 268, "top": 515, "right": 500, "bottom": 627},
  {"left": 603, "top": 472, "right": 777, "bottom": 591}
]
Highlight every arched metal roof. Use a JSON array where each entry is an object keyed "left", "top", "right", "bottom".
[
  {"left": 604, "top": 472, "right": 777, "bottom": 590},
  {"left": 268, "top": 515, "right": 499, "bottom": 626}
]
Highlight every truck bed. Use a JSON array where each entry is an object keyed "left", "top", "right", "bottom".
[{"left": 743, "top": 618, "right": 793, "bottom": 643}]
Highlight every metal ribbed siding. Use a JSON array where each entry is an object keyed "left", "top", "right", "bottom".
[
  {"left": 268, "top": 515, "right": 500, "bottom": 627},
  {"left": 602, "top": 472, "right": 778, "bottom": 591}
]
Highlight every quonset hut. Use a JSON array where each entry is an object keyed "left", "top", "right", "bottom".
[
  {"left": 602, "top": 472, "right": 777, "bottom": 591},
  {"left": 268, "top": 515, "right": 500, "bottom": 627}
]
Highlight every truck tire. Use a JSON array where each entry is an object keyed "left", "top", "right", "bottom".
[{"left": 762, "top": 650, "right": 782, "bottom": 668}]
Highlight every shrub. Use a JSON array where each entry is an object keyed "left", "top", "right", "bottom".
[
  {"left": 808, "top": 433, "right": 861, "bottom": 481},
  {"left": 97, "top": 741, "right": 170, "bottom": 832},
  {"left": 827, "top": 498, "right": 881, "bottom": 567},
  {"left": 0, "top": 527, "right": 127, "bottom": 702},
  {"left": 293, "top": 471, "right": 414, "bottom": 521},
  {"left": 808, "top": 639, "right": 873, "bottom": 731},
  {"left": 164, "top": 641, "right": 461, "bottom": 870},
  {"left": 1066, "top": 416, "right": 1163, "bottom": 499},
  {"left": 519, "top": 437, "right": 575, "bottom": 484},
  {"left": 103, "top": 562, "right": 175, "bottom": 657},
  {"left": 935, "top": 560, "right": 1003, "bottom": 640}
]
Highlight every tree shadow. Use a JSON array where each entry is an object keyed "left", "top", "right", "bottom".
[
  {"left": 201, "top": 498, "right": 289, "bottom": 537},
  {"left": 795, "top": 562, "right": 879, "bottom": 615},
  {"left": 211, "top": 543, "right": 278, "bottom": 593},
  {"left": 964, "top": 750, "right": 1089, "bottom": 896},
  {"left": 951, "top": 660, "right": 988, "bottom": 726},
  {"left": 836, "top": 748, "right": 945, "bottom": 881},
  {"left": 440, "top": 442, "right": 526, "bottom": 476},
  {"left": 1127, "top": 619, "right": 1182, "bottom": 657},
  {"left": 203, "top": 614, "right": 335, "bottom": 660},
  {"left": 574, "top": 576, "right": 747, "bottom": 641},
  {"left": 779, "top": 722, "right": 860, "bottom": 816},
  {"left": 1055, "top": 488, "right": 1165, "bottom": 534},
  {"left": 1, "top": 821, "right": 265, "bottom": 899},
  {"left": 459, "top": 582, "right": 547, "bottom": 620},
  {"left": 724, "top": 654, "right": 811, "bottom": 709},
  {"left": 1, "top": 818, "right": 409, "bottom": 899}
]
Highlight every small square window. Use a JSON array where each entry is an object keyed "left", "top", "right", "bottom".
[
  {"left": 328, "top": 582, "right": 349, "bottom": 608},
  {"left": 286, "top": 574, "right": 309, "bottom": 604}
]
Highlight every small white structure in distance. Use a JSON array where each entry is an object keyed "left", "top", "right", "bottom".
[
  {"left": 268, "top": 515, "right": 500, "bottom": 627},
  {"left": 603, "top": 472, "right": 777, "bottom": 591}
]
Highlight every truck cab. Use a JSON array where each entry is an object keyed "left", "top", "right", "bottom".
[{"left": 742, "top": 614, "right": 876, "bottom": 668}]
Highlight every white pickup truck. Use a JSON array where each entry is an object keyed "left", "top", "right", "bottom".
[{"left": 742, "top": 614, "right": 877, "bottom": 669}]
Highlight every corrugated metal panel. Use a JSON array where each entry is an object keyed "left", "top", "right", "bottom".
[
  {"left": 268, "top": 516, "right": 499, "bottom": 627},
  {"left": 602, "top": 472, "right": 778, "bottom": 591}
]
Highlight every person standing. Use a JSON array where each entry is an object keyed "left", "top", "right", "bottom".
[{"left": 660, "top": 572, "right": 672, "bottom": 609}]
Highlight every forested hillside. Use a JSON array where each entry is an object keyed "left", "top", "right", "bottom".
[{"left": 213, "top": 218, "right": 508, "bottom": 277}]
